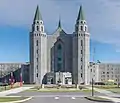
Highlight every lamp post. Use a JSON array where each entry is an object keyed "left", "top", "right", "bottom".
[
  {"left": 92, "top": 78, "right": 94, "bottom": 96},
  {"left": 117, "top": 75, "right": 119, "bottom": 88}
]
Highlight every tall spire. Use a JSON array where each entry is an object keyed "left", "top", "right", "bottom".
[
  {"left": 34, "top": 5, "right": 42, "bottom": 21},
  {"left": 58, "top": 16, "right": 61, "bottom": 28},
  {"left": 77, "top": 5, "right": 85, "bottom": 20}
]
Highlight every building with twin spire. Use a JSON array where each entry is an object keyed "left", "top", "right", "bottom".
[{"left": 29, "top": 5, "right": 90, "bottom": 85}]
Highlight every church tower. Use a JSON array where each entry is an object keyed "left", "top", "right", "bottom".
[
  {"left": 30, "top": 5, "right": 47, "bottom": 84},
  {"left": 72, "top": 6, "right": 90, "bottom": 85}
]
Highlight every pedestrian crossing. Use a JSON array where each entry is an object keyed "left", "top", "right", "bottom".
[
  {"left": 54, "top": 96, "right": 77, "bottom": 100},
  {"left": 30, "top": 95, "right": 88, "bottom": 100}
]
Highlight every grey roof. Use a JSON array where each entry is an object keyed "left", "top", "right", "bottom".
[
  {"left": 77, "top": 5, "right": 85, "bottom": 20},
  {"left": 34, "top": 5, "right": 42, "bottom": 21}
]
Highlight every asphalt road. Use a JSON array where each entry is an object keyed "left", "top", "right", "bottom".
[
  {"left": 24, "top": 97, "right": 107, "bottom": 103},
  {"left": 8, "top": 91, "right": 107, "bottom": 103}
]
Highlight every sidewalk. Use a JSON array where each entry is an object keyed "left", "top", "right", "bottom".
[
  {"left": 0, "top": 86, "right": 33, "bottom": 96},
  {"left": 86, "top": 86, "right": 120, "bottom": 97},
  {"left": 86, "top": 86, "right": 120, "bottom": 102}
]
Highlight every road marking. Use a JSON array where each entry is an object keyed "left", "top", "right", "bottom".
[
  {"left": 71, "top": 97, "right": 76, "bottom": 99},
  {"left": 55, "top": 96, "right": 59, "bottom": 99}
]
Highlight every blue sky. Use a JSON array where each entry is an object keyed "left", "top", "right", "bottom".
[{"left": 0, "top": 0, "right": 120, "bottom": 63}]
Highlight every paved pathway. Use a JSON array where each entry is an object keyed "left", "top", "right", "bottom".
[
  {"left": 0, "top": 86, "right": 33, "bottom": 96},
  {"left": 86, "top": 86, "right": 120, "bottom": 102}
]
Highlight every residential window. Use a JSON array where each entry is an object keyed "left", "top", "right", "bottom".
[{"left": 107, "top": 72, "right": 109, "bottom": 74}]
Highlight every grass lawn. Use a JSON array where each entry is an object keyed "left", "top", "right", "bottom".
[
  {"left": 27, "top": 88, "right": 92, "bottom": 92},
  {"left": 93, "top": 85, "right": 117, "bottom": 89},
  {"left": 93, "top": 85, "right": 120, "bottom": 93},
  {"left": 107, "top": 88, "right": 120, "bottom": 93},
  {"left": 86, "top": 96, "right": 111, "bottom": 102},
  {"left": 0, "top": 97, "right": 28, "bottom": 102},
  {"left": 0, "top": 85, "right": 19, "bottom": 92}
]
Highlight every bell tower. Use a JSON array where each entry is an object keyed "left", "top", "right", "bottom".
[
  {"left": 73, "top": 5, "right": 90, "bottom": 85},
  {"left": 30, "top": 5, "right": 47, "bottom": 84}
]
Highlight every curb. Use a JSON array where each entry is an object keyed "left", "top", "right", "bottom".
[
  {"left": 0, "top": 97, "right": 33, "bottom": 103},
  {"left": 85, "top": 97, "right": 113, "bottom": 103}
]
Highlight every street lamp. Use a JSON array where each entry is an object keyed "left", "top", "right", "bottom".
[{"left": 92, "top": 78, "right": 94, "bottom": 96}]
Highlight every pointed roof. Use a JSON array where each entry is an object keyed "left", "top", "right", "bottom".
[
  {"left": 58, "top": 16, "right": 62, "bottom": 29},
  {"left": 77, "top": 5, "right": 85, "bottom": 20},
  {"left": 58, "top": 19, "right": 61, "bottom": 28},
  {"left": 34, "top": 5, "right": 42, "bottom": 21}
]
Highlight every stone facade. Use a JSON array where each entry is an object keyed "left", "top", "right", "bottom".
[{"left": 30, "top": 6, "right": 90, "bottom": 85}]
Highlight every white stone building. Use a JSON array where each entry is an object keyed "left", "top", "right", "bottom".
[
  {"left": 29, "top": 5, "right": 90, "bottom": 85},
  {"left": 89, "top": 62, "right": 120, "bottom": 84}
]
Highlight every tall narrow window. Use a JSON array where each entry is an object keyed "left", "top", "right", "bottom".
[
  {"left": 41, "top": 26, "right": 43, "bottom": 32},
  {"left": 81, "top": 65, "right": 82, "bottom": 70},
  {"left": 37, "top": 58, "right": 38, "bottom": 62},
  {"left": 81, "top": 26, "right": 83, "bottom": 31},
  {"left": 37, "top": 49, "right": 38, "bottom": 54},
  {"left": 57, "top": 44, "right": 62, "bottom": 72},
  {"left": 36, "top": 40, "right": 38, "bottom": 46},
  {"left": 36, "top": 73, "right": 38, "bottom": 77},
  {"left": 37, "top": 26, "right": 39, "bottom": 31},
  {"left": 81, "top": 73, "right": 83, "bottom": 78},
  {"left": 85, "top": 26, "right": 87, "bottom": 31},
  {"left": 81, "top": 40, "right": 83, "bottom": 46},
  {"left": 37, "top": 65, "right": 38, "bottom": 69},
  {"left": 81, "top": 50, "right": 82, "bottom": 54},
  {"left": 91, "top": 69, "right": 92, "bottom": 72},
  {"left": 81, "top": 58, "right": 82, "bottom": 62}
]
